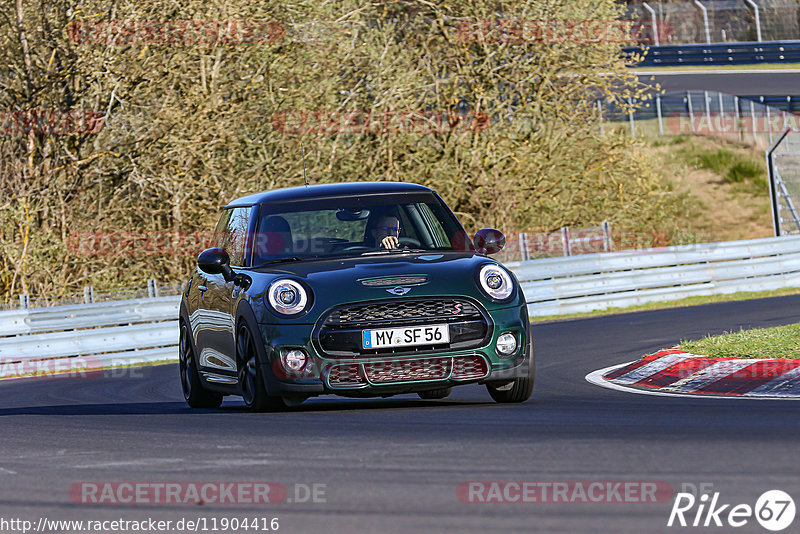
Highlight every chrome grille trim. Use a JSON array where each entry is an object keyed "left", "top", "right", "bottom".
[{"left": 360, "top": 276, "right": 428, "bottom": 287}]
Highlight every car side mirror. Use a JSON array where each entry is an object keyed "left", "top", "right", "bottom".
[
  {"left": 473, "top": 228, "right": 506, "bottom": 255},
  {"left": 198, "top": 248, "right": 234, "bottom": 282}
]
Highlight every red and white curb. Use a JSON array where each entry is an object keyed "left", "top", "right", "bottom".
[{"left": 586, "top": 349, "right": 800, "bottom": 399}]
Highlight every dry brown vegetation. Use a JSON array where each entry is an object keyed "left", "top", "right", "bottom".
[{"left": 0, "top": 0, "right": 692, "bottom": 301}]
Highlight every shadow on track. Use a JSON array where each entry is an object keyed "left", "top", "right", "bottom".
[{"left": 0, "top": 398, "right": 491, "bottom": 416}]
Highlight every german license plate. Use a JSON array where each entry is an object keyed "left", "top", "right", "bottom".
[{"left": 362, "top": 324, "right": 450, "bottom": 349}]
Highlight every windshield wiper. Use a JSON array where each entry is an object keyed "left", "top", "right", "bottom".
[{"left": 256, "top": 256, "right": 305, "bottom": 266}]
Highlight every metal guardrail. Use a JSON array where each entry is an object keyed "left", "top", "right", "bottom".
[
  {"left": 507, "top": 234, "right": 800, "bottom": 317},
  {"left": 626, "top": 39, "right": 800, "bottom": 66},
  {"left": 0, "top": 297, "right": 179, "bottom": 379},
  {"left": 3, "top": 233, "right": 800, "bottom": 375}
]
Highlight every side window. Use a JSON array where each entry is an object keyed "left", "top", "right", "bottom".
[
  {"left": 417, "top": 203, "right": 450, "bottom": 247},
  {"left": 213, "top": 210, "right": 232, "bottom": 248},
  {"left": 215, "top": 207, "right": 252, "bottom": 267}
]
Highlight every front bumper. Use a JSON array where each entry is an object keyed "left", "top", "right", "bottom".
[{"left": 257, "top": 304, "right": 532, "bottom": 397}]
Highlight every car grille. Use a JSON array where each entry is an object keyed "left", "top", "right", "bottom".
[
  {"left": 324, "top": 298, "right": 482, "bottom": 326},
  {"left": 325, "top": 355, "right": 490, "bottom": 388},
  {"left": 315, "top": 298, "right": 491, "bottom": 358}
]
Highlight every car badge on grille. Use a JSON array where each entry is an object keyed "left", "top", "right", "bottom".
[{"left": 386, "top": 287, "right": 411, "bottom": 296}]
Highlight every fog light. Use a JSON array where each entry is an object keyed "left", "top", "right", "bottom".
[
  {"left": 282, "top": 349, "right": 308, "bottom": 372},
  {"left": 496, "top": 333, "right": 517, "bottom": 356}
]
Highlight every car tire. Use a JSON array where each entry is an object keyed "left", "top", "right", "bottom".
[
  {"left": 179, "top": 320, "right": 223, "bottom": 409},
  {"left": 237, "top": 322, "right": 290, "bottom": 412},
  {"left": 417, "top": 387, "right": 453, "bottom": 400},
  {"left": 486, "top": 344, "right": 535, "bottom": 404}
]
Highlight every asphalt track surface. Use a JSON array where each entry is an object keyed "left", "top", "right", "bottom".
[
  {"left": 636, "top": 70, "right": 800, "bottom": 95},
  {"left": 3, "top": 295, "right": 800, "bottom": 533}
]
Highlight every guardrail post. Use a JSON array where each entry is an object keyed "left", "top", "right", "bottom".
[
  {"left": 601, "top": 221, "right": 613, "bottom": 252},
  {"left": 19, "top": 294, "right": 29, "bottom": 309},
  {"left": 641, "top": 2, "right": 659, "bottom": 46},
  {"left": 147, "top": 279, "right": 159, "bottom": 298},
  {"left": 561, "top": 227, "right": 571, "bottom": 257},
  {"left": 744, "top": 0, "right": 762, "bottom": 42},
  {"left": 83, "top": 286, "right": 94, "bottom": 304},
  {"left": 694, "top": 1, "right": 711, "bottom": 44},
  {"left": 518, "top": 233, "right": 529, "bottom": 262},
  {"left": 686, "top": 92, "right": 695, "bottom": 133},
  {"left": 656, "top": 95, "right": 663, "bottom": 135}
]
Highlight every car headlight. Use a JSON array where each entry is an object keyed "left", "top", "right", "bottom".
[
  {"left": 267, "top": 279, "right": 309, "bottom": 315},
  {"left": 478, "top": 264, "right": 514, "bottom": 301}
]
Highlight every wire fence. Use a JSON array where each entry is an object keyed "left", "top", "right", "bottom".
[
  {"left": 627, "top": 0, "right": 800, "bottom": 44},
  {"left": 767, "top": 129, "right": 800, "bottom": 235},
  {"left": 600, "top": 91, "right": 795, "bottom": 147}
]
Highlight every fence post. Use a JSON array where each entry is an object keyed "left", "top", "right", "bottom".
[
  {"left": 597, "top": 100, "right": 604, "bottom": 137},
  {"left": 764, "top": 97, "right": 774, "bottom": 144},
  {"left": 656, "top": 95, "right": 663, "bottom": 135},
  {"left": 734, "top": 96, "right": 742, "bottom": 142},
  {"left": 717, "top": 92, "right": 725, "bottom": 136},
  {"left": 518, "top": 233, "right": 529, "bottom": 262},
  {"left": 686, "top": 91, "right": 695, "bottom": 133},
  {"left": 694, "top": 0, "right": 711, "bottom": 44},
  {"left": 601, "top": 221, "right": 613, "bottom": 252},
  {"left": 766, "top": 129, "right": 792, "bottom": 236},
  {"left": 704, "top": 91, "right": 711, "bottom": 129},
  {"left": 628, "top": 97, "right": 635, "bottom": 137},
  {"left": 19, "top": 294, "right": 30, "bottom": 309},
  {"left": 744, "top": 0, "right": 762, "bottom": 42},
  {"left": 561, "top": 227, "right": 571, "bottom": 257},
  {"left": 642, "top": 2, "right": 659, "bottom": 46},
  {"left": 83, "top": 286, "right": 94, "bottom": 304},
  {"left": 750, "top": 100, "right": 757, "bottom": 144},
  {"left": 147, "top": 278, "right": 159, "bottom": 298}
]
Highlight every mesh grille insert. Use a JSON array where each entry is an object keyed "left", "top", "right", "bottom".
[{"left": 325, "top": 299, "right": 481, "bottom": 326}]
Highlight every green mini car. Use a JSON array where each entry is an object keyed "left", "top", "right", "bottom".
[{"left": 179, "top": 182, "right": 534, "bottom": 411}]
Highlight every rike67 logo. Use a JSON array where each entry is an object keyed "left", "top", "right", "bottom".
[{"left": 668, "top": 488, "right": 795, "bottom": 531}]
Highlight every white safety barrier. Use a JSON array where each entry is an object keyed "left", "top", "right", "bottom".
[
  {"left": 507, "top": 234, "right": 800, "bottom": 317},
  {"left": 0, "top": 297, "right": 180, "bottom": 378},
  {"left": 3, "top": 234, "right": 800, "bottom": 377}
]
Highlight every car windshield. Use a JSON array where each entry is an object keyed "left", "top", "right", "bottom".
[{"left": 250, "top": 192, "right": 473, "bottom": 265}]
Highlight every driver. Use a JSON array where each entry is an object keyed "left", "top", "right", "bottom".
[{"left": 369, "top": 215, "right": 403, "bottom": 250}]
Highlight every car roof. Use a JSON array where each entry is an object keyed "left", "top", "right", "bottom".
[{"left": 225, "top": 181, "right": 434, "bottom": 208}]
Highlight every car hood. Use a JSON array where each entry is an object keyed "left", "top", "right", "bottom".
[{"left": 248, "top": 251, "right": 522, "bottom": 323}]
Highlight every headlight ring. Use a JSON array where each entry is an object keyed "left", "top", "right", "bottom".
[
  {"left": 478, "top": 264, "right": 514, "bottom": 301},
  {"left": 267, "top": 279, "right": 309, "bottom": 315}
]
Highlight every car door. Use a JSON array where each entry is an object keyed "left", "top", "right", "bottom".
[{"left": 195, "top": 206, "right": 253, "bottom": 380}]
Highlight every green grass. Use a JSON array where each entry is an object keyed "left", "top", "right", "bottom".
[
  {"left": 530, "top": 286, "right": 800, "bottom": 324},
  {"left": 676, "top": 141, "right": 768, "bottom": 190},
  {"left": 679, "top": 322, "right": 800, "bottom": 359}
]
